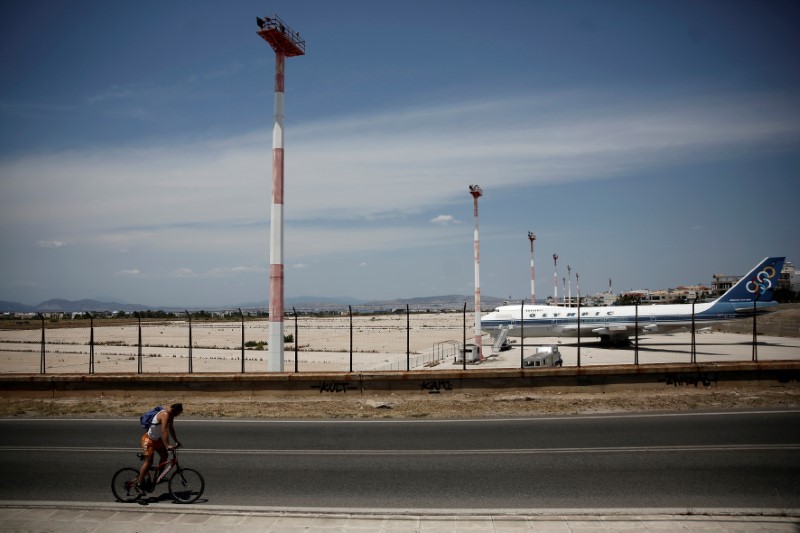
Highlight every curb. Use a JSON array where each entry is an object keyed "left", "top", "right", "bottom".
[{"left": 1, "top": 501, "right": 798, "bottom": 518}]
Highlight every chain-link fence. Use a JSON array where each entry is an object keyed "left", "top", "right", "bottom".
[{"left": 1, "top": 304, "right": 798, "bottom": 374}]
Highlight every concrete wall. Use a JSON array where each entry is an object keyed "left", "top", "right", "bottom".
[{"left": 1, "top": 361, "right": 798, "bottom": 398}]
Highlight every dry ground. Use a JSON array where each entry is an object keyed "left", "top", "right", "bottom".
[
  {"left": 2, "top": 383, "right": 798, "bottom": 419},
  {"left": 3, "top": 305, "right": 797, "bottom": 419}
]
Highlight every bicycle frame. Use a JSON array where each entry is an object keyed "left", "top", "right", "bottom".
[{"left": 144, "top": 448, "right": 179, "bottom": 486}]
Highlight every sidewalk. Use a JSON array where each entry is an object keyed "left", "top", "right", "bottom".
[{"left": 0, "top": 503, "right": 798, "bottom": 532}]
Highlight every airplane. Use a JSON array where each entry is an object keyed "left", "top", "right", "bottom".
[{"left": 480, "top": 256, "right": 785, "bottom": 345}]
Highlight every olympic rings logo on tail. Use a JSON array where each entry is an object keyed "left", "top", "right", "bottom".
[{"left": 745, "top": 266, "right": 777, "bottom": 294}]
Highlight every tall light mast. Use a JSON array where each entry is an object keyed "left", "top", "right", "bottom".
[
  {"left": 469, "top": 185, "right": 483, "bottom": 361},
  {"left": 567, "top": 264, "right": 572, "bottom": 306},
  {"left": 553, "top": 253, "right": 559, "bottom": 305},
  {"left": 527, "top": 232, "right": 536, "bottom": 305},
  {"left": 257, "top": 14, "right": 305, "bottom": 372}
]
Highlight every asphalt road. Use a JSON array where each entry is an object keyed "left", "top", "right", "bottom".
[{"left": 0, "top": 410, "right": 798, "bottom": 510}]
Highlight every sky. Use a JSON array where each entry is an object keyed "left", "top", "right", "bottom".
[{"left": 1, "top": 0, "right": 799, "bottom": 308}]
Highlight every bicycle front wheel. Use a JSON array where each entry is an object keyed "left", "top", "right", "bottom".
[
  {"left": 111, "top": 467, "right": 141, "bottom": 503},
  {"left": 169, "top": 467, "right": 204, "bottom": 504}
]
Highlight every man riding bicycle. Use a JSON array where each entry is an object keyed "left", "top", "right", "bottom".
[{"left": 137, "top": 403, "right": 183, "bottom": 492}]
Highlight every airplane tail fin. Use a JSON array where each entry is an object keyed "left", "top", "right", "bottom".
[{"left": 714, "top": 257, "right": 785, "bottom": 305}]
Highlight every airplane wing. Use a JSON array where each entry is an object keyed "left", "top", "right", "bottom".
[
  {"left": 560, "top": 323, "right": 682, "bottom": 337},
  {"left": 591, "top": 325, "right": 629, "bottom": 335}
]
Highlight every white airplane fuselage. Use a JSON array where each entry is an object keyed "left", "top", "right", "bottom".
[{"left": 480, "top": 257, "right": 784, "bottom": 343}]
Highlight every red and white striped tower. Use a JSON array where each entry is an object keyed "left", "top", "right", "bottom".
[
  {"left": 469, "top": 185, "right": 483, "bottom": 361},
  {"left": 552, "top": 253, "right": 559, "bottom": 305},
  {"left": 257, "top": 15, "right": 305, "bottom": 372},
  {"left": 527, "top": 232, "right": 536, "bottom": 305}
]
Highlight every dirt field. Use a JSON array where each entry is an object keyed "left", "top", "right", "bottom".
[{"left": 2, "top": 383, "right": 798, "bottom": 420}]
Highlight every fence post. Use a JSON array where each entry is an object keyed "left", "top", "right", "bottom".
[
  {"left": 752, "top": 292, "right": 760, "bottom": 362},
  {"left": 349, "top": 306, "right": 353, "bottom": 373},
  {"left": 239, "top": 308, "right": 245, "bottom": 373},
  {"left": 406, "top": 304, "right": 410, "bottom": 371},
  {"left": 462, "top": 302, "right": 467, "bottom": 371},
  {"left": 691, "top": 296, "right": 697, "bottom": 364},
  {"left": 135, "top": 312, "right": 142, "bottom": 374},
  {"left": 88, "top": 313, "right": 95, "bottom": 374},
  {"left": 185, "top": 310, "right": 193, "bottom": 373},
  {"left": 293, "top": 307, "right": 298, "bottom": 373},
  {"left": 38, "top": 313, "right": 45, "bottom": 374},
  {"left": 520, "top": 300, "right": 524, "bottom": 369},
  {"left": 634, "top": 301, "right": 639, "bottom": 366},
  {"left": 577, "top": 298, "right": 581, "bottom": 367}
]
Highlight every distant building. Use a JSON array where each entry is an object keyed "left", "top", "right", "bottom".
[
  {"left": 780, "top": 261, "right": 797, "bottom": 292},
  {"left": 711, "top": 273, "right": 739, "bottom": 296},
  {"left": 674, "top": 285, "right": 712, "bottom": 301}
]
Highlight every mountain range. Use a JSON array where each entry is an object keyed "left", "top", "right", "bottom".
[{"left": 0, "top": 295, "right": 508, "bottom": 313}]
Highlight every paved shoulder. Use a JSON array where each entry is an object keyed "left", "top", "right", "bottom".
[{"left": 1, "top": 502, "right": 798, "bottom": 532}]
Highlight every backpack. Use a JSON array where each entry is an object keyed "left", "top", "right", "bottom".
[{"left": 139, "top": 405, "right": 163, "bottom": 430}]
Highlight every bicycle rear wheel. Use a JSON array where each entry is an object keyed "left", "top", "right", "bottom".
[
  {"left": 111, "top": 467, "right": 141, "bottom": 503},
  {"left": 169, "top": 467, "right": 204, "bottom": 503}
]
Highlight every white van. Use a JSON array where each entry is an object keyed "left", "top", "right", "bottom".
[{"left": 522, "top": 346, "right": 563, "bottom": 368}]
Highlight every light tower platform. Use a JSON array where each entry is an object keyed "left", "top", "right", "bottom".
[{"left": 257, "top": 15, "right": 306, "bottom": 57}]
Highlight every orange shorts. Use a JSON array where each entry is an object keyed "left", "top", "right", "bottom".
[{"left": 141, "top": 433, "right": 166, "bottom": 458}]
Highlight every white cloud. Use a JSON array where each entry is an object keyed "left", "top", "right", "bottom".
[
  {"left": 36, "top": 240, "right": 67, "bottom": 249},
  {"left": 2, "top": 88, "right": 798, "bottom": 302},
  {"left": 430, "top": 215, "right": 460, "bottom": 225},
  {"left": 114, "top": 269, "right": 142, "bottom": 277},
  {"left": 4, "top": 89, "right": 797, "bottom": 241},
  {"left": 292, "top": 263, "right": 310, "bottom": 269},
  {"left": 169, "top": 266, "right": 266, "bottom": 279},
  {"left": 284, "top": 90, "right": 800, "bottom": 222},
  {"left": 207, "top": 266, "right": 266, "bottom": 277}
]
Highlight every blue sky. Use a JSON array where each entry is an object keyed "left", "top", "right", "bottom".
[{"left": 1, "top": 0, "right": 799, "bottom": 307}]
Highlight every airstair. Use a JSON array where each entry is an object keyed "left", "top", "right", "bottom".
[{"left": 491, "top": 325, "right": 510, "bottom": 354}]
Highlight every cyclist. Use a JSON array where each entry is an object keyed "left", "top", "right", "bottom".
[{"left": 137, "top": 403, "right": 183, "bottom": 492}]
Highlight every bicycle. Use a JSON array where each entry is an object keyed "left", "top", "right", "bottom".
[{"left": 111, "top": 445, "right": 205, "bottom": 504}]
